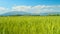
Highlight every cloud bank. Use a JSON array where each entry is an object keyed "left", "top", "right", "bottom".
[
  {"left": 12, "top": 6, "right": 32, "bottom": 12},
  {"left": 0, "top": 7, "right": 7, "bottom": 11},
  {"left": 0, "top": 7, "right": 8, "bottom": 14},
  {"left": 12, "top": 5, "right": 60, "bottom": 14},
  {"left": 0, "top": 5, "right": 60, "bottom": 14}
]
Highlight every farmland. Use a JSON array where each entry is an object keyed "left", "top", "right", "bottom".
[{"left": 0, "top": 16, "right": 60, "bottom": 34}]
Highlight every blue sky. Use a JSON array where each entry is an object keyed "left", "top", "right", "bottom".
[
  {"left": 0, "top": 0, "right": 60, "bottom": 7},
  {"left": 0, "top": 0, "right": 60, "bottom": 14}
]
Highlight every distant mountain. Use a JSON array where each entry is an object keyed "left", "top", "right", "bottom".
[
  {"left": 0, "top": 11, "right": 31, "bottom": 16},
  {"left": 40, "top": 12, "right": 60, "bottom": 16},
  {"left": 0, "top": 11, "right": 60, "bottom": 16}
]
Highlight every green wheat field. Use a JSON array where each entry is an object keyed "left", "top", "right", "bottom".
[{"left": 0, "top": 16, "right": 60, "bottom": 34}]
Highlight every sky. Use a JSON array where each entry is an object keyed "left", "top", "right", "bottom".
[{"left": 0, "top": 0, "right": 60, "bottom": 14}]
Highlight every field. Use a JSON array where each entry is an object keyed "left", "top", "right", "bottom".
[{"left": 0, "top": 16, "right": 60, "bottom": 34}]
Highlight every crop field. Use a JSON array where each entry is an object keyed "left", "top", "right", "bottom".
[{"left": 0, "top": 16, "right": 60, "bottom": 34}]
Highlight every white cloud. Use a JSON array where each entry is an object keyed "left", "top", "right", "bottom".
[
  {"left": 0, "top": 7, "right": 6, "bottom": 11},
  {"left": 12, "top": 6, "right": 32, "bottom": 12},
  {"left": 0, "top": 7, "right": 8, "bottom": 14},
  {"left": 32, "top": 5, "right": 60, "bottom": 13},
  {"left": 11, "top": 5, "right": 60, "bottom": 14}
]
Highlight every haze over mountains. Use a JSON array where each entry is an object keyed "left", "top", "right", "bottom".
[
  {"left": 0, "top": 11, "right": 60, "bottom": 16},
  {"left": 0, "top": 11, "right": 30, "bottom": 16}
]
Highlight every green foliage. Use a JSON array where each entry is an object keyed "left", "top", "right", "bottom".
[{"left": 0, "top": 16, "right": 60, "bottom": 34}]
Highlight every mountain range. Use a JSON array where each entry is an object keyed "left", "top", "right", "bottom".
[
  {"left": 0, "top": 11, "right": 31, "bottom": 16},
  {"left": 0, "top": 11, "right": 60, "bottom": 16}
]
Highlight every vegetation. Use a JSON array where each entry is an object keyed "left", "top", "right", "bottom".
[{"left": 0, "top": 16, "right": 60, "bottom": 34}]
